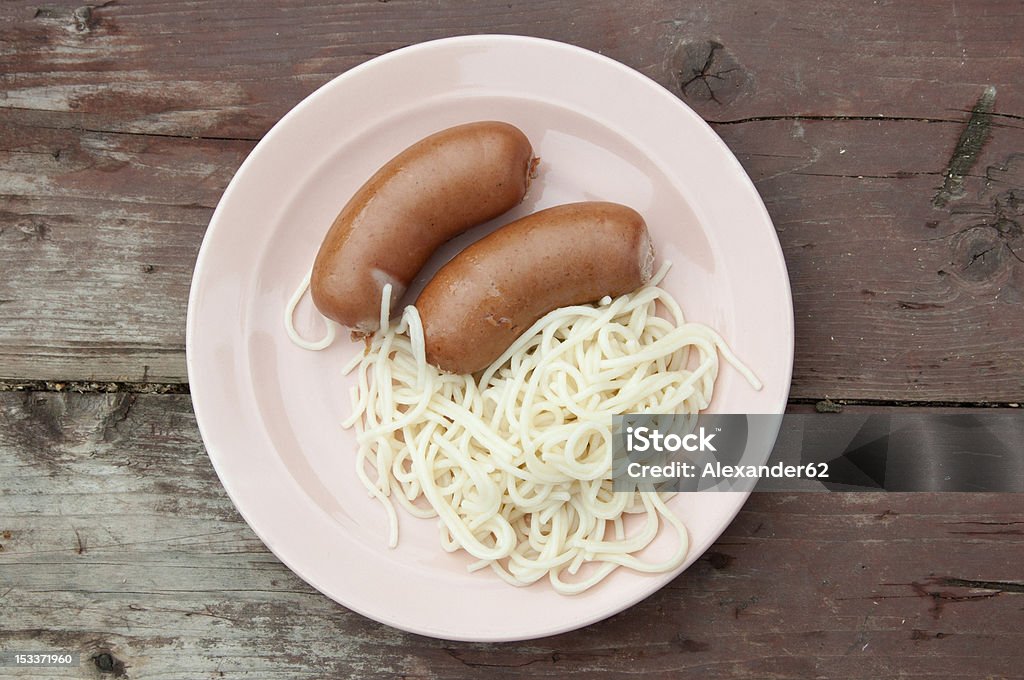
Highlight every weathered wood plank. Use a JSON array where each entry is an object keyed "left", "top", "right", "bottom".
[
  {"left": 741, "top": 117, "right": 1024, "bottom": 402},
  {"left": 3, "top": 1, "right": 1022, "bottom": 135},
  {"left": 0, "top": 114, "right": 253, "bottom": 383},
  {"left": 3, "top": 114, "right": 1023, "bottom": 399},
  {"left": 2, "top": 393, "right": 1022, "bottom": 678},
  {"left": 1, "top": 0, "right": 1023, "bottom": 398}
]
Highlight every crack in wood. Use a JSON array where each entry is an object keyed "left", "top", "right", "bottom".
[
  {"left": 672, "top": 39, "right": 747, "bottom": 106},
  {"left": 788, "top": 397, "right": 1022, "bottom": 409},
  {"left": 443, "top": 648, "right": 559, "bottom": 669},
  {"left": 962, "top": 244, "right": 999, "bottom": 270},
  {"left": 939, "top": 577, "right": 1024, "bottom": 593},
  {"left": 793, "top": 171, "right": 945, "bottom": 180},
  {"left": 708, "top": 114, "right": 967, "bottom": 125},
  {"left": 8, "top": 119, "right": 261, "bottom": 144},
  {"left": 21, "top": 588, "right": 319, "bottom": 597},
  {"left": 956, "top": 109, "right": 1024, "bottom": 122},
  {"left": 76, "top": 126, "right": 261, "bottom": 144},
  {"left": 0, "top": 380, "right": 189, "bottom": 394},
  {"left": 678, "top": 42, "right": 729, "bottom": 104},
  {"left": 901, "top": 576, "right": 1024, "bottom": 619},
  {"left": 896, "top": 300, "right": 945, "bottom": 310},
  {"left": 3, "top": 384, "right": 1020, "bottom": 412},
  {"left": 952, "top": 520, "right": 1024, "bottom": 526},
  {"left": 100, "top": 392, "right": 137, "bottom": 442},
  {"left": 910, "top": 628, "right": 950, "bottom": 641}
]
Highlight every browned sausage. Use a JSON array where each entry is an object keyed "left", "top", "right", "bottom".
[
  {"left": 416, "top": 202, "right": 654, "bottom": 374},
  {"left": 311, "top": 121, "right": 537, "bottom": 335}
]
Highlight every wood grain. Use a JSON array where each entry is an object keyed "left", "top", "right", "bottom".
[
  {"left": 3, "top": 0, "right": 1022, "bottom": 136},
  {"left": 3, "top": 3, "right": 1022, "bottom": 678},
  {"left": 2, "top": 1, "right": 1023, "bottom": 400},
  {"left": 0, "top": 114, "right": 252, "bottom": 383},
  {"left": 1, "top": 392, "right": 1022, "bottom": 679}
]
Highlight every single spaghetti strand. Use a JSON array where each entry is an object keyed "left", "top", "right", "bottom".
[{"left": 284, "top": 269, "right": 338, "bottom": 350}]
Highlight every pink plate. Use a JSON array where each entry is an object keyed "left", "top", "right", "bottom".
[{"left": 186, "top": 35, "right": 793, "bottom": 641}]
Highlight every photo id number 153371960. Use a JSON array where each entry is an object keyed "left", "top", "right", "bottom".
[{"left": 1, "top": 652, "right": 80, "bottom": 667}]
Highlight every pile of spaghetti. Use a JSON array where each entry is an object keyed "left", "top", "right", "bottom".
[{"left": 331, "top": 264, "right": 760, "bottom": 594}]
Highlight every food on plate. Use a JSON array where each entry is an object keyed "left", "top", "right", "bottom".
[
  {"left": 339, "top": 263, "right": 760, "bottom": 594},
  {"left": 309, "top": 121, "right": 538, "bottom": 336},
  {"left": 417, "top": 202, "right": 653, "bottom": 374},
  {"left": 284, "top": 128, "right": 762, "bottom": 594}
]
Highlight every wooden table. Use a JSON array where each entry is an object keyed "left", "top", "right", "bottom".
[{"left": 2, "top": 2, "right": 1022, "bottom": 677}]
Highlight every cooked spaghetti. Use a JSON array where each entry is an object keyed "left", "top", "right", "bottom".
[{"left": 286, "top": 263, "right": 760, "bottom": 594}]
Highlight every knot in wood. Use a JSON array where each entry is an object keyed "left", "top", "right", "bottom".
[{"left": 671, "top": 40, "right": 748, "bottom": 106}]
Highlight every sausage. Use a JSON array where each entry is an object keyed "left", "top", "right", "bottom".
[
  {"left": 416, "top": 202, "right": 654, "bottom": 374},
  {"left": 311, "top": 121, "right": 537, "bottom": 335}
]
